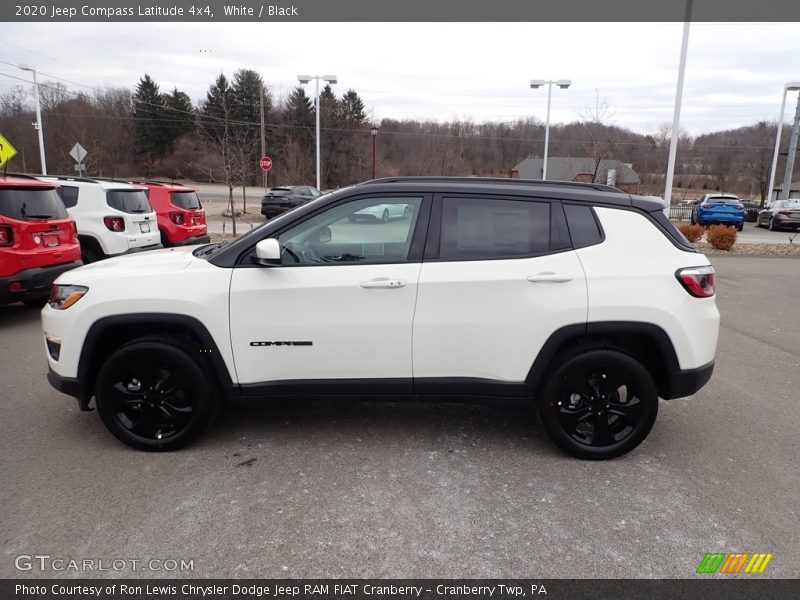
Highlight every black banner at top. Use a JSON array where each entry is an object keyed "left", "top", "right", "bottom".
[{"left": 2, "top": 0, "right": 800, "bottom": 22}]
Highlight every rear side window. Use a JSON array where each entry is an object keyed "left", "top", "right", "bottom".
[
  {"left": 0, "top": 188, "right": 69, "bottom": 220},
  {"left": 440, "top": 197, "right": 550, "bottom": 260},
  {"left": 170, "top": 191, "right": 201, "bottom": 210},
  {"left": 56, "top": 185, "right": 79, "bottom": 208},
  {"left": 564, "top": 204, "right": 603, "bottom": 248},
  {"left": 106, "top": 190, "right": 152, "bottom": 214}
]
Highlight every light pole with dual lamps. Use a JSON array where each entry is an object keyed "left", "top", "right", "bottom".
[
  {"left": 18, "top": 63, "right": 47, "bottom": 175},
  {"left": 529, "top": 79, "right": 571, "bottom": 180},
  {"left": 767, "top": 82, "right": 800, "bottom": 204},
  {"left": 297, "top": 74, "right": 337, "bottom": 190}
]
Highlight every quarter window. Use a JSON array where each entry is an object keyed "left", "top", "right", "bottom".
[
  {"left": 56, "top": 185, "right": 79, "bottom": 208},
  {"left": 563, "top": 204, "right": 603, "bottom": 248},
  {"left": 439, "top": 197, "right": 550, "bottom": 260},
  {"left": 277, "top": 196, "right": 422, "bottom": 265}
]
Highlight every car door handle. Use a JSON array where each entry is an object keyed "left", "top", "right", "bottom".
[
  {"left": 526, "top": 273, "right": 573, "bottom": 283},
  {"left": 360, "top": 279, "right": 407, "bottom": 289}
]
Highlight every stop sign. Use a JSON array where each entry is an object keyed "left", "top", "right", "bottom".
[{"left": 259, "top": 155, "right": 273, "bottom": 171}]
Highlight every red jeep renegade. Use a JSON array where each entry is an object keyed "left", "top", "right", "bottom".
[
  {"left": 130, "top": 181, "right": 210, "bottom": 247},
  {"left": 0, "top": 175, "right": 82, "bottom": 306}
]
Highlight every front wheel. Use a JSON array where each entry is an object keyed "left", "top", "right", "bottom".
[
  {"left": 95, "top": 337, "right": 218, "bottom": 451},
  {"left": 381, "top": 208, "right": 390, "bottom": 223},
  {"left": 538, "top": 349, "right": 658, "bottom": 460},
  {"left": 768, "top": 217, "right": 777, "bottom": 231}
]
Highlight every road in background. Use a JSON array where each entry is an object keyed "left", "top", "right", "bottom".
[{"left": 1, "top": 256, "right": 798, "bottom": 578}]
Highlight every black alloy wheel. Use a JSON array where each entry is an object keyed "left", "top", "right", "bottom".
[
  {"left": 539, "top": 349, "right": 658, "bottom": 460},
  {"left": 95, "top": 337, "right": 217, "bottom": 450}
]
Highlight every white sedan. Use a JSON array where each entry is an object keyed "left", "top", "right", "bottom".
[{"left": 351, "top": 203, "right": 413, "bottom": 223}]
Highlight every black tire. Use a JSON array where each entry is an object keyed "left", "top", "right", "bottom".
[
  {"left": 22, "top": 297, "right": 49, "bottom": 308},
  {"left": 95, "top": 337, "right": 218, "bottom": 451},
  {"left": 381, "top": 208, "right": 390, "bottom": 223},
  {"left": 160, "top": 230, "right": 172, "bottom": 248},
  {"left": 81, "top": 247, "right": 101, "bottom": 264},
  {"left": 538, "top": 349, "right": 658, "bottom": 460},
  {"left": 768, "top": 217, "right": 776, "bottom": 231},
  {"left": 736, "top": 223, "right": 743, "bottom": 232}
]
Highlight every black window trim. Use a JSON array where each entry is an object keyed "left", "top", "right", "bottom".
[
  {"left": 562, "top": 201, "right": 606, "bottom": 249},
  {"left": 234, "top": 192, "right": 433, "bottom": 268},
  {"left": 423, "top": 193, "right": 573, "bottom": 263}
]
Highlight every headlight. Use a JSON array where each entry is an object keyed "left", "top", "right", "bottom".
[{"left": 49, "top": 285, "right": 89, "bottom": 310}]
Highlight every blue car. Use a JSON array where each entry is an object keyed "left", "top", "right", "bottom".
[{"left": 691, "top": 194, "right": 745, "bottom": 231}]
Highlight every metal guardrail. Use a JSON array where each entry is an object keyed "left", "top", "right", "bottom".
[{"left": 669, "top": 205, "right": 694, "bottom": 221}]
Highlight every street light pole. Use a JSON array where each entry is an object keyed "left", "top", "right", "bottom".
[
  {"left": 19, "top": 64, "right": 47, "bottom": 175},
  {"left": 664, "top": 2, "right": 692, "bottom": 208},
  {"left": 780, "top": 92, "right": 800, "bottom": 201},
  {"left": 371, "top": 124, "right": 379, "bottom": 179},
  {"left": 766, "top": 83, "right": 800, "bottom": 205},
  {"left": 297, "top": 74, "right": 337, "bottom": 190},
  {"left": 530, "top": 79, "right": 571, "bottom": 180}
]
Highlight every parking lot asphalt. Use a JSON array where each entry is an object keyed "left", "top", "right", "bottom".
[{"left": 1, "top": 256, "right": 798, "bottom": 579}]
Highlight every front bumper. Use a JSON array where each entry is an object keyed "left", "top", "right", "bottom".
[
  {"left": 47, "top": 367, "right": 92, "bottom": 410},
  {"left": 0, "top": 260, "right": 83, "bottom": 305},
  {"left": 661, "top": 360, "right": 715, "bottom": 400}
]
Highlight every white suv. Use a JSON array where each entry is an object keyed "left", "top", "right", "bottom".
[
  {"left": 38, "top": 176, "right": 162, "bottom": 262},
  {"left": 42, "top": 177, "right": 719, "bottom": 459}
]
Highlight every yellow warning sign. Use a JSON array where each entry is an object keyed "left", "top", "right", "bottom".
[{"left": 0, "top": 133, "right": 18, "bottom": 167}]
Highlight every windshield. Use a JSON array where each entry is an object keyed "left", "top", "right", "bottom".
[
  {"left": 171, "top": 191, "right": 201, "bottom": 209},
  {"left": 106, "top": 190, "right": 152, "bottom": 213},
  {"left": 0, "top": 188, "right": 69, "bottom": 220}
]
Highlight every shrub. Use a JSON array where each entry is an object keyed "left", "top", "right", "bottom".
[
  {"left": 706, "top": 225, "right": 737, "bottom": 251},
  {"left": 679, "top": 223, "right": 705, "bottom": 242}
]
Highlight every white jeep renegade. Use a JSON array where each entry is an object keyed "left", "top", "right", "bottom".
[
  {"left": 38, "top": 176, "right": 162, "bottom": 263},
  {"left": 42, "top": 177, "right": 719, "bottom": 459}
]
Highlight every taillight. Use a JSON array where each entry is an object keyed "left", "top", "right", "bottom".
[
  {"left": 103, "top": 217, "right": 125, "bottom": 232},
  {"left": 734, "top": 204, "right": 744, "bottom": 210},
  {"left": 0, "top": 225, "right": 13, "bottom": 246},
  {"left": 168, "top": 211, "right": 185, "bottom": 225},
  {"left": 676, "top": 265, "right": 716, "bottom": 298}
]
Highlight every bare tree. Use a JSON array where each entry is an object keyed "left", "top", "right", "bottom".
[{"left": 579, "top": 90, "right": 617, "bottom": 182}]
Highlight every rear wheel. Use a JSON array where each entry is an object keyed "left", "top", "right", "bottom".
[
  {"left": 736, "top": 222, "right": 744, "bottom": 231},
  {"left": 381, "top": 208, "right": 390, "bottom": 223},
  {"left": 95, "top": 337, "right": 218, "bottom": 451},
  {"left": 538, "top": 349, "right": 658, "bottom": 460},
  {"left": 81, "top": 247, "right": 100, "bottom": 264}
]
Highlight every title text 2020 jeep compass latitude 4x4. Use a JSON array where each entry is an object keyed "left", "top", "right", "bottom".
[{"left": 42, "top": 178, "right": 719, "bottom": 459}]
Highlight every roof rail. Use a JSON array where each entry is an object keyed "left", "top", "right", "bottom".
[
  {"left": 37, "top": 174, "right": 104, "bottom": 184},
  {"left": 362, "top": 176, "right": 625, "bottom": 194},
  {"left": 0, "top": 172, "right": 47, "bottom": 181},
  {"left": 128, "top": 179, "right": 185, "bottom": 187}
]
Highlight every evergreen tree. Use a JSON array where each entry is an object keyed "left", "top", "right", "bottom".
[
  {"left": 339, "top": 89, "right": 367, "bottom": 127},
  {"left": 163, "top": 87, "right": 195, "bottom": 145},
  {"left": 133, "top": 74, "right": 169, "bottom": 172},
  {"left": 318, "top": 84, "right": 339, "bottom": 187}
]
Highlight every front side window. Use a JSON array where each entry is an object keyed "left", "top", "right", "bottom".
[
  {"left": 439, "top": 197, "right": 550, "bottom": 260},
  {"left": 277, "top": 196, "right": 422, "bottom": 265}
]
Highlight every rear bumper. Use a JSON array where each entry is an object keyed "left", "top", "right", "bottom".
[
  {"left": 171, "top": 234, "right": 211, "bottom": 247},
  {"left": 109, "top": 243, "right": 163, "bottom": 258},
  {"left": 0, "top": 260, "right": 83, "bottom": 304},
  {"left": 261, "top": 205, "right": 294, "bottom": 218},
  {"left": 661, "top": 360, "right": 715, "bottom": 400},
  {"left": 698, "top": 215, "right": 744, "bottom": 225}
]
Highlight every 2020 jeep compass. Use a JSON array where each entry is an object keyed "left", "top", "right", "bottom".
[{"left": 42, "top": 177, "right": 719, "bottom": 459}]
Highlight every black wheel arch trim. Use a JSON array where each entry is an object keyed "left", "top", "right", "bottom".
[
  {"left": 525, "top": 321, "right": 712, "bottom": 400},
  {"left": 63, "top": 313, "right": 234, "bottom": 407}
]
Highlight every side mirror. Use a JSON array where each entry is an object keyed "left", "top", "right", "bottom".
[
  {"left": 317, "top": 226, "right": 332, "bottom": 243},
  {"left": 255, "top": 238, "right": 282, "bottom": 266}
]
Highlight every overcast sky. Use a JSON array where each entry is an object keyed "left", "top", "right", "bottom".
[{"left": 1, "top": 22, "right": 799, "bottom": 135}]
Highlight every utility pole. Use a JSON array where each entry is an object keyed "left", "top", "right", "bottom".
[
  {"left": 780, "top": 93, "right": 800, "bottom": 200},
  {"left": 260, "top": 85, "right": 267, "bottom": 190},
  {"left": 664, "top": 0, "right": 692, "bottom": 207}
]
